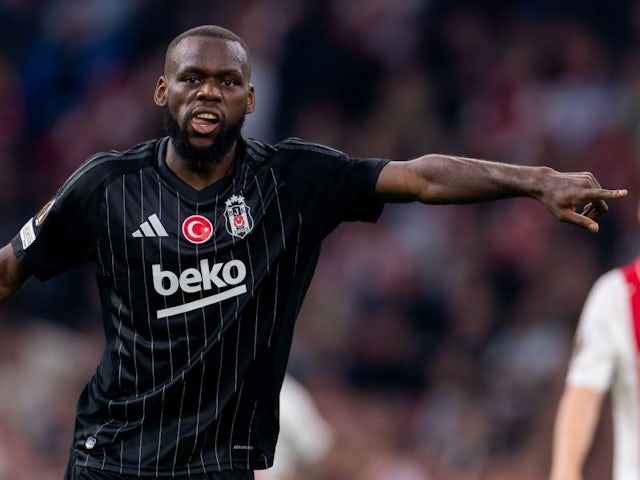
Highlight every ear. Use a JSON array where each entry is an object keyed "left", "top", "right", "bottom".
[
  {"left": 154, "top": 76, "right": 168, "bottom": 107},
  {"left": 245, "top": 84, "right": 256, "bottom": 114}
]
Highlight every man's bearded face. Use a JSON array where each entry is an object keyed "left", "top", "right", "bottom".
[{"left": 163, "top": 107, "right": 245, "bottom": 165}]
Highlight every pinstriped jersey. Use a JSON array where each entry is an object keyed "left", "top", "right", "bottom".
[{"left": 11, "top": 137, "right": 388, "bottom": 477}]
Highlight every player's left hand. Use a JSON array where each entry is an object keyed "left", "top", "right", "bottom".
[{"left": 537, "top": 169, "right": 627, "bottom": 233}]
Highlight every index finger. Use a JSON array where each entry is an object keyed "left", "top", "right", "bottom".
[
  {"left": 583, "top": 189, "right": 627, "bottom": 219},
  {"left": 581, "top": 188, "right": 628, "bottom": 201}
]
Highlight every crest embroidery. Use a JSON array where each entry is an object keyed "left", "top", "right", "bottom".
[{"left": 224, "top": 195, "right": 254, "bottom": 239}]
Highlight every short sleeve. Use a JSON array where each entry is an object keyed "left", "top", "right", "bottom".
[
  {"left": 271, "top": 139, "right": 389, "bottom": 236},
  {"left": 11, "top": 175, "right": 95, "bottom": 281},
  {"left": 323, "top": 155, "right": 389, "bottom": 223},
  {"left": 566, "top": 270, "right": 627, "bottom": 392}
]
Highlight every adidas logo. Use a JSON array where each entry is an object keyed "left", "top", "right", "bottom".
[{"left": 132, "top": 214, "right": 169, "bottom": 238}]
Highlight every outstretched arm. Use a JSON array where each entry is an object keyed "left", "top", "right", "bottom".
[
  {"left": 0, "top": 243, "right": 30, "bottom": 307},
  {"left": 550, "top": 385, "right": 604, "bottom": 480},
  {"left": 375, "top": 155, "right": 628, "bottom": 233}
]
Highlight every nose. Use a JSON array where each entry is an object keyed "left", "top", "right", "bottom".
[{"left": 197, "top": 79, "right": 222, "bottom": 101}]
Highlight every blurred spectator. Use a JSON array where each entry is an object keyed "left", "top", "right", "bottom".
[{"left": 256, "top": 374, "right": 334, "bottom": 480}]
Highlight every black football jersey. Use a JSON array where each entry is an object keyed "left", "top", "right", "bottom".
[{"left": 12, "top": 136, "right": 388, "bottom": 477}]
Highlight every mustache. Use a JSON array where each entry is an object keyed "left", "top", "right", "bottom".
[{"left": 162, "top": 107, "right": 245, "bottom": 165}]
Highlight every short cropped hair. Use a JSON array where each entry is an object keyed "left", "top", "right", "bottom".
[{"left": 165, "top": 25, "right": 251, "bottom": 75}]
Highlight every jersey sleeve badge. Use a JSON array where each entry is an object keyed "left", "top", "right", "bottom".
[
  {"left": 19, "top": 218, "right": 36, "bottom": 250},
  {"left": 19, "top": 198, "right": 56, "bottom": 250},
  {"left": 34, "top": 198, "right": 56, "bottom": 227}
]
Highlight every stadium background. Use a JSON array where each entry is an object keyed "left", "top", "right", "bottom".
[{"left": 0, "top": 0, "right": 638, "bottom": 478}]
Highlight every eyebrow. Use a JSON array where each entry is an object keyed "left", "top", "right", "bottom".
[{"left": 177, "top": 66, "right": 245, "bottom": 78}]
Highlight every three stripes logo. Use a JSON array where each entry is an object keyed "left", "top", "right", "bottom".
[{"left": 132, "top": 214, "right": 169, "bottom": 238}]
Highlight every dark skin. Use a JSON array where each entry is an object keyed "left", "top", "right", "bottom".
[
  {"left": 154, "top": 36, "right": 255, "bottom": 190},
  {"left": 375, "top": 155, "right": 621, "bottom": 231},
  {"left": 152, "top": 35, "right": 625, "bottom": 228},
  {"left": 0, "top": 34, "right": 629, "bottom": 307}
]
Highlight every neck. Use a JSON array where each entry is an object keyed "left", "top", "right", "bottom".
[{"left": 165, "top": 141, "right": 237, "bottom": 190}]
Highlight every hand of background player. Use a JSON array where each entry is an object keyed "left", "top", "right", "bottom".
[{"left": 535, "top": 168, "right": 627, "bottom": 233}]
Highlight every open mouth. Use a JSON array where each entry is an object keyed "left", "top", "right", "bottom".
[{"left": 191, "top": 112, "right": 221, "bottom": 135}]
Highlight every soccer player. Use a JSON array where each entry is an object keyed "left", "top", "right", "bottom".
[
  {"left": 0, "top": 25, "right": 628, "bottom": 480},
  {"left": 550, "top": 203, "right": 640, "bottom": 480}
]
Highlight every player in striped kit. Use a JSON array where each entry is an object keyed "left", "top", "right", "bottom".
[
  {"left": 0, "top": 25, "right": 628, "bottom": 479},
  {"left": 551, "top": 207, "right": 640, "bottom": 480}
]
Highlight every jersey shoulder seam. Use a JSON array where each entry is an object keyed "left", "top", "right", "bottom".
[
  {"left": 274, "top": 137, "right": 343, "bottom": 157},
  {"left": 57, "top": 140, "right": 157, "bottom": 199}
]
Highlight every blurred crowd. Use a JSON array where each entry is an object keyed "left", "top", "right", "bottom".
[{"left": 1, "top": 0, "right": 639, "bottom": 478}]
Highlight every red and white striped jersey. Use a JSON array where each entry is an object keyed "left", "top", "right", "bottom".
[{"left": 567, "top": 259, "right": 640, "bottom": 480}]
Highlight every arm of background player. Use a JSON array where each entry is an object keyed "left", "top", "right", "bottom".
[
  {"left": 550, "top": 385, "right": 605, "bottom": 480},
  {"left": 374, "top": 155, "right": 628, "bottom": 233},
  {"left": 0, "top": 243, "right": 30, "bottom": 307}
]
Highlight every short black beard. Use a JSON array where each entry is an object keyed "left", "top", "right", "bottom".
[{"left": 163, "top": 108, "right": 245, "bottom": 165}]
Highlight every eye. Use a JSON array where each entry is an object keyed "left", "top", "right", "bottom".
[
  {"left": 184, "top": 76, "right": 200, "bottom": 85},
  {"left": 222, "top": 79, "right": 237, "bottom": 87}
]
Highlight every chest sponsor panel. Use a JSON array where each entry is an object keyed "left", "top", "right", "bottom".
[
  {"left": 152, "top": 259, "right": 248, "bottom": 319},
  {"left": 99, "top": 171, "right": 300, "bottom": 322}
]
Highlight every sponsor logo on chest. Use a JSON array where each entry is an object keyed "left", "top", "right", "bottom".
[{"left": 151, "top": 259, "right": 248, "bottom": 319}]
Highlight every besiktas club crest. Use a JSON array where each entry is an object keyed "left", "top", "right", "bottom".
[{"left": 224, "top": 194, "right": 254, "bottom": 239}]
